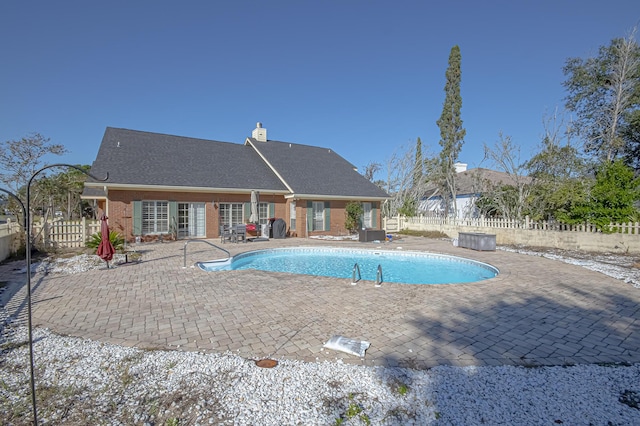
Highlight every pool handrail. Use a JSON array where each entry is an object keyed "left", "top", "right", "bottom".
[
  {"left": 351, "top": 263, "right": 361, "bottom": 285},
  {"left": 183, "top": 239, "right": 230, "bottom": 268},
  {"left": 375, "top": 264, "right": 383, "bottom": 287}
]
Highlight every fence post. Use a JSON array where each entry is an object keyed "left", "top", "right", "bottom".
[{"left": 43, "top": 220, "right": 49, "bottom": 248}]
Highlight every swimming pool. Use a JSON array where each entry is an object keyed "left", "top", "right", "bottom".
[{"left": 197, "top": 247, "right": 498, "bottom": 285}]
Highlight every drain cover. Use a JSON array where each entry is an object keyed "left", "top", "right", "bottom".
[{"left": 254, "top": 359, "right": 278, "bottom": 368}]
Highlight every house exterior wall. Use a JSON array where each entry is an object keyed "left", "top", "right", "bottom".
[
  {"left": 106, "top": 190, "right": 290, "bottom": 241},
  {"left": 106, "top": 190, "right": 214, "bottom": 241},
  {"left": 456, "top": 195, "right": 478, "bottom": 219},
  {"left": 103, "top": 190, "right": 383, "bottom": 240},
  {"left": 420, "top": 195, "right": 478, "bottom": 219},
  {"left": 293, "top": 200, "right": 382, "bottom": 238}
]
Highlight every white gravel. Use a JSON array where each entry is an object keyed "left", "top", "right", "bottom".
[
  {"left": 499, "top": 246, "right": 640, "bottom": 288},
  {"left": 1, "top": 247, "right": 639, "bottom": 424}
]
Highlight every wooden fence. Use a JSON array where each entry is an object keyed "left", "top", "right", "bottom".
[
  {"left": 383, "top": 215, "right": 640, "bottom": 253},
  {"left": 0, "top": 218, "right": 102, "bottom": 258},
  {"left": 34, "top": 218, "right": 101, "bottom": 249}
]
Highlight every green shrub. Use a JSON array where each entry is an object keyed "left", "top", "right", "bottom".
[
  {"left": 345, "top": 201, "right": 364, "bottom": 232},
  {"left": 86, "top": 231, "right": 124, "bottom": 252}
]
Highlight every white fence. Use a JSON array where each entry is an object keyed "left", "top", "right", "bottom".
[
  {"left": 34, "top": 218, "right": 101, "bottom": 249},
  {"left": 383, "top": 215, "right": 640, "bottom": 253},
  {"left": 2, "top": 214, "right": 639, "bottom": 261},
  {"left": 0, "top": 218, "right": 102, "bottom": 262},
  {"left": 0, "top": 221, "right": 17, "bottom": 261},
  {"left": 387, "top": 215, "right": 640, "bottom": 234}
]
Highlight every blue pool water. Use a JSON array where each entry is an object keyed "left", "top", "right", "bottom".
[{"left": 198, "top": 247, "right": 498, "bottom": 285}]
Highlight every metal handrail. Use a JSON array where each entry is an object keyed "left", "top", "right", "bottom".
[
  {"left": 183, "top": 239, "right": 231, "bottom": 268},
  {"left": 351, "top": 263, "right": 361, "bottom": 285},
  {"left": 375, "top": 264, "right": 383, "bottom": 287}
]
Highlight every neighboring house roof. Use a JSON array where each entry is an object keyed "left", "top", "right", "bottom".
[
  {"left": 84, "top": 127, "right": 389, "bottom": 200},
  {"left": 425, "top": 167, "right": 531, "bottom": 198},
  {"left": 246, "top": 138, "right": 389, "bottom": 199}
]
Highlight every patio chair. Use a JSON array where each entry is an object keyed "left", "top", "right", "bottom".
[
  {"left": 220, "top": 225, "right": 232, "bottom": 243},
  {"left": 233, "top": 224, "right": 247, "bottom": 243}
]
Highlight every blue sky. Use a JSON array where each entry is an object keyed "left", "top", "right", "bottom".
[{"left": 1, "top": 1, "right": 638, "bottom": 180}]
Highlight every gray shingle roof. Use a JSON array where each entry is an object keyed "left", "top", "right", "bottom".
[
  {"left": 425, "top": 168, "right": 532, "bottom": 197},
  {"left": 247, "top": 138, "right": 389, "bottom": 198},
  {"left": 85, "top": 128, "right": 288, "bottom": 191},
  {"left": 84, "top": 128, "right": 389, "bottom": 200}
]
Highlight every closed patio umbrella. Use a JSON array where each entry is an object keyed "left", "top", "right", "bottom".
[
  {"left": 250, "top": 190, "right": 259, "bottom": 223},
  {"left": 97, "top": 214, "right": 115, "bottom": 268}
]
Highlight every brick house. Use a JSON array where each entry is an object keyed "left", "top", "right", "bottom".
[{"left": 82, "top": 124, "right": 389, "bottom": 241}]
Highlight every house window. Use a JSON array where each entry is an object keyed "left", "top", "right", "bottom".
[
  {"left": 219, "top": 203, "right": 244, "bottom": 226},
  {"left": 142, "top": 201, "right": 169, "bottom": 234},
  {"left": 258, "top": 202, "right": 269, "bottom": 225},
  {"left": 290, "top": 201, "right": 296, "bottom": 231},
  {"left": 312, "top": 201, "right": 324, "bottom": 231},
  {"left": 362, "top": 202, "right": 372, "bottom": 228}
]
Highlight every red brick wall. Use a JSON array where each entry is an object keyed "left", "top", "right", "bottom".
[
  {"left": 103, "top": 190, "right": 381, "bottom": 240},
  {"left": 105, "top": 190, "right": 292, "bottom": 241},
  {"left": 293, "top": 200, "right": 382, "bottom": 238}
]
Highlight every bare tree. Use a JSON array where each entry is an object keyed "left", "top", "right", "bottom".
[
  {"left": 563, "top": 26, "right": 640, "bottom": 162},
  {"left": 0, "top": 133, "right": 66, "bottom": 192},
  {"left": 525, "top": 111, "right": 590, "bottom": 220},
  {"left": 362, "top": 161, "right": 382, "bottom": 181},
  {"left": 602, "top": 27, "right": 640, "bottom": 161},
  {"left": 0, "top": 133, "right": 68, "bottom": 222},
  {"left": 381, "top": 142, "right": 433, "bottom": 217},
  {"left": 481, "top": 133, "right": 532, "bottom": 222}
]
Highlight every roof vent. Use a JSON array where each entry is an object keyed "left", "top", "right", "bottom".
[{"left": 252, "top": 122, "right": 267, "bottom": 142}]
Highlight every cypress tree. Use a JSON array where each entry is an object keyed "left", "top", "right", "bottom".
[
  {"left": 413, "top": 137, "right": 423, "bottom": 188},
  {"left": 436, "top": 45, "right": 466, "bottom": 217}
]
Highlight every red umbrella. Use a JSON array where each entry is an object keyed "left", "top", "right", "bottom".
[{"left": 97, "top": 214, "right": 115, "bottom": 267}]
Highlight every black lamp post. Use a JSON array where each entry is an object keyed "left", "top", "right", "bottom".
[{"left": 14, "top": 164, "right": 107, "bottom": 425}]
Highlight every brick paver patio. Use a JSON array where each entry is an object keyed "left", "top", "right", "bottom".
[{"left": 1, "top": 236, "right": 638, "bottom": 368}]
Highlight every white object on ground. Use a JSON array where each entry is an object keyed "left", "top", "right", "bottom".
[{"left": 323, "top": 335, "right": 370, "bottom": 357}]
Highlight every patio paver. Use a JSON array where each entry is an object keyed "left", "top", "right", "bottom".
[{"left": 1, "top": 236, "right": 639, "bottom": 368}]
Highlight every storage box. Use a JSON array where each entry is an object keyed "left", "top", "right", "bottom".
[
  {"left": 359, "top": 229, "right": 386, "bottom": 242},
  {"left": 458, "top": 232, "right": 496, "bottom": 251}
]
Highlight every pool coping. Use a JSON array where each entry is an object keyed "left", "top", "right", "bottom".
[{"left": 198, "top": 245, "right": 500, "bottom": 284}]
